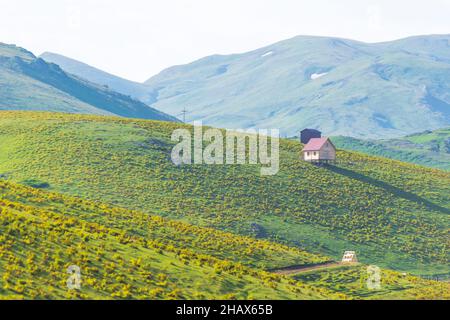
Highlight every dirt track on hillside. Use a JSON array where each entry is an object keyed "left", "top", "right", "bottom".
[{"left": 270, "top": 262, "right": 343, "bottom": 275}]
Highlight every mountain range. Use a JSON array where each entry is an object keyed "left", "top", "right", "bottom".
[
  {"left": 0, "top": 43, "right": 178, "bottom": 122},
  {"left": 41, "top": 35, "right": 450, "bottom": 138}
]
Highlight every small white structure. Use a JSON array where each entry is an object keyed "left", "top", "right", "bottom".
[
  {"left": 302, "top": 137, "right": 336, "bottom": 162},
  {"left": 342, "top": 251, "right": 358, "bottom": 264}
]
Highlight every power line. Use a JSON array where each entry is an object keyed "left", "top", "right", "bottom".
[{"left": 178, "top": 108, "right": 188, "bottom": 123}]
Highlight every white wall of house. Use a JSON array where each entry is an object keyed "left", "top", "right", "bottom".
[
  {"left": 303, "top": 141, "right": 336, "bottom": 161},
  {"left": 303, "top": 151, "right": 320, "bottom": 161}
]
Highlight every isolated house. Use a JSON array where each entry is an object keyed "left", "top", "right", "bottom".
[
  {"left": 342, "top": 251, "right": 358, "bottom": 264},
  {"left": 302, "top": 137, "right": 336, "bottom": 162},
  {"left": 300, "top": 129, "right": 322, "bottom": 144}
]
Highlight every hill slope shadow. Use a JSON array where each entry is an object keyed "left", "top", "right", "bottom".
[{"left": 324, "top": 165, "right": 450, "bottom": 215}]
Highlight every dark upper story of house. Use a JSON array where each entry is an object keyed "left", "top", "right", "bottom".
[{"left": 300, "top": 129, "right": 322, "bottom": 144}]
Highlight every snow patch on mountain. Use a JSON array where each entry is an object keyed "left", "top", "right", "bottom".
[
  {"left": 261, "top": 51, "right": 274, "bottom": 58},
  {"left": 311, "top": 72, "right": 328, "bottom": 80}
]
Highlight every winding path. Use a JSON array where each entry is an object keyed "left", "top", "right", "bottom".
[{"left": 270, "top": 262, "right": 343, "bottom": 275}]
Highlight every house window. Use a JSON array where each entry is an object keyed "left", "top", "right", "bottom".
[
  {"left": 314, "top": 152, "right": 317, "bottom": 156},
  {"left": 306, "top": 152, "right": 310, "bottom": 156}
]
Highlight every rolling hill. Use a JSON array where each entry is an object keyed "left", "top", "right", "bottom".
[
  {"left": 0, "top": 111, "right": 448, "bottom": 278},
  {"left": 293, "top": 264, "right": 449, "bottom": 300},
  {"left": 2, "top": 173, "right": 447, "bottom": 299},
  {"left": 0, "top": 43, "right": 178, "bottom": 122},
  {"left": 0, "top": 179, "right": 341, "bottom": 300},
  {"left": 332, "top": 128, "right": 450, "bottom": 171}
]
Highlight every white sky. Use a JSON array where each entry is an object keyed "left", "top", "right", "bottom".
[{"left": 1, "top": 0, "right": 449, "bottom": 82}]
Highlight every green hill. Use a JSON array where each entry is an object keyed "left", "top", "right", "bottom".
[
  {"left": 332, "top": 128, "right": 450, "bottom": 171},
  {"left": 0, "top": 43, "right": 177, "bottom": 122},
  {"left": 2, "top": 177, "right": 446, "bottom": 300},
  {"left": 0, "top": 111, "right": 448, "bottom": 278},
  {"left": 0, "top": 179, "right": 343, "bottom": 300},
  {"left": 293, "top": 265, "right": 449, "bottom": 300}
]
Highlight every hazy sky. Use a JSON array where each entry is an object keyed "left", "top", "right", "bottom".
[{"left": 1, "top": 0, "right": 449, "bottom": 81}]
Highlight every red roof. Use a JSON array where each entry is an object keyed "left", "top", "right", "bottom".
[{"left": 303, "top": 137, "right": 330, "bottom": 152}]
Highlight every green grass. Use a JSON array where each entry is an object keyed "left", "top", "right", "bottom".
[
  {"left": 0, "top": 179, "right": 343, "bottom": 300},
  {"left": 1, "top": 176, "right": 446, "bottom": 300},
  {"left": 293, "top": 265, "right": 449, "bottom": 300},
  {"left": 332, "top": 128, "right": 450, "bottom": 171},
  {"left": 0, "top": 111, "right": 448, "bottom": 277},
  {"left": 0, "top": 178, "right": 327, "bottom": 271}
]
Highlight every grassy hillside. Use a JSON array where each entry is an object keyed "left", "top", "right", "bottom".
[
  {"left": 0, "top": 111, "right": 448, "bottom": 277},
  {"left": 0, "top": 43, "right": 177, "bottom": 122},
  {"left": 2, "top": 179, "right": 445, "bottom": 300},
  {"left": 144, "top": 35, "right": 450, "bottom": 138},
  {"left": 0, "top": 176, "right": 328, "bottom": 271},
  {"left": 293, "top": 265, "right": 449, "bottom": 300},
  {"left": 0, "top": 180, "right": 343, "bottom": 300},
  {"left": 332, "top": 128, "right": 450, "bottom": 171}
]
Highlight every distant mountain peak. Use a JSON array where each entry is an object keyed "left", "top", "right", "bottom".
[
  {"left": 0, "top": 43, "right": 178, "bottom": 123},
  {"left": 0, "top": 42, "right": 36, "bottom": 60},
  {"left": 142, "top": 34, "right": 450, "bottom": 138},
  {"left": 40, "top": 51, "right": 157, "bottom": 104}
]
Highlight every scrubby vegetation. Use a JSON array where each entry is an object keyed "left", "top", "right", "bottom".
[
  {"left": 0, "top": 179, "right": 343, "bottom": 300},
  {"left": 0, "top": 179, "right": 446, "bottom": 300},
  {"left": 293, "top": 265, "right": 449, "bottom": 300},
  {"left": 0, "top": 179, "right": 328, "bottom": 270},
  {"left": 0, "top": 111, "right": 448, "bottom": 277}
]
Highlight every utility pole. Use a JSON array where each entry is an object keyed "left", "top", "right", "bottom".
[{"left": 178, "top": 108, "right": 188, "bottom": 123}]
